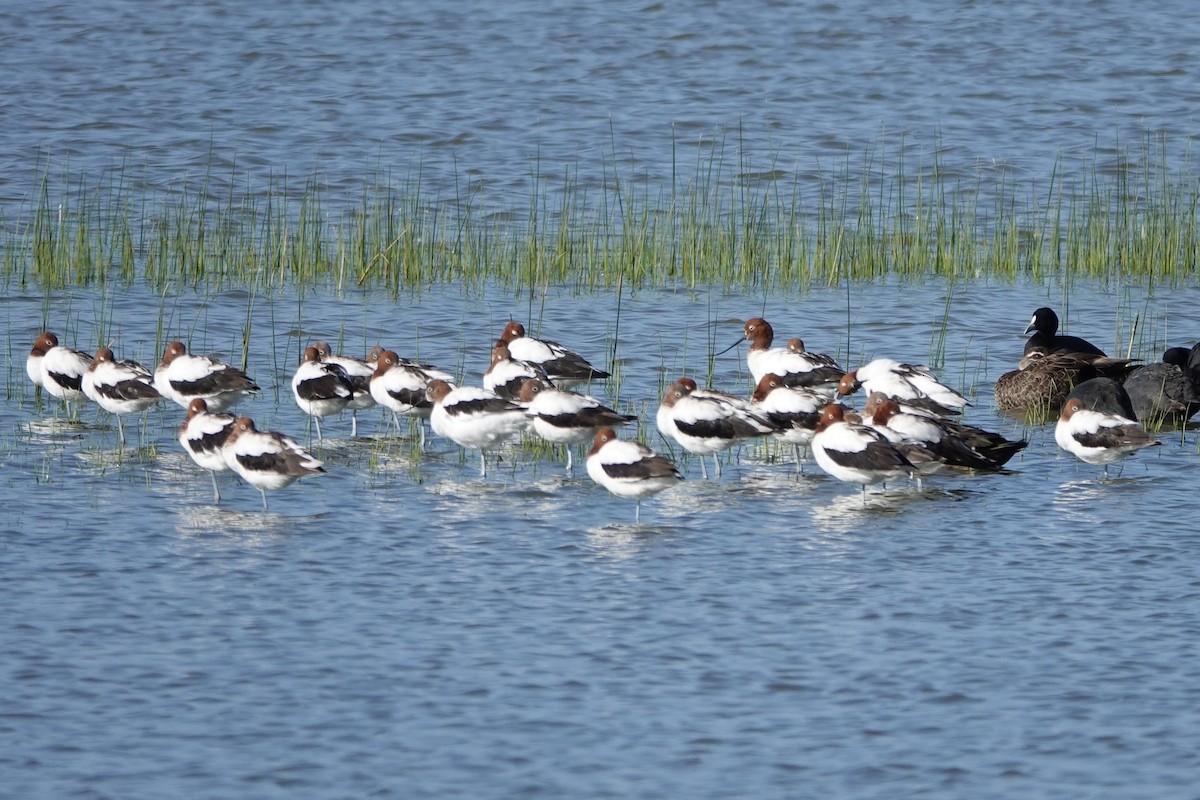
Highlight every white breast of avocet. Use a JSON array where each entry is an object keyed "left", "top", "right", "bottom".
[
  {"left": 1054, "top": 404, "right": 1155, "bottom": 465},
  {"left": 813, "top": 419, "right": 912, "bottom": 484},
  {"left": 654, "top": 399, "right": 679, "bottom": 442},
  {"left": 748, "top": 347, "right": 827, "bottom": 385},
  {"left": 80, "top": 358, "right": 102, "bottom": 405},
  {"left": 27, "top": 351, "right": 45, "bottom": 388},
  {"left": 431, "top": 386, "right": 530, "bottom": 449},
  {"left": 223, "top": 426, "right": 321, "bottom": 491},
  {"left": 587, "top": 436, "right": 681, "bottom": 500},
  {"left": 670, "top": 393, "right": 774, "bottom": 454},
  {"left": 180, "top": 406, "right": 237, "bottom": 472},
  {"left": 751, "top": 382, "right": 826, "bottom": 445},
  {"left": 858, "top": 359, "right": 967, "bottom": 408}
]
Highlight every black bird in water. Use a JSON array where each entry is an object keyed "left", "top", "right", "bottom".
[{"left": 1023, "top": 307, "right": 1106, "bottom": 357}]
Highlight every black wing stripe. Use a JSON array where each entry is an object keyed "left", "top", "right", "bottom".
[
  {"left": 602, "top": 458, "right": 679, "bottom": 480},
  {"left": 47, "top": 370, "right": 85, "bottom": 392},
  {"left": 447, "top": 397, "right": 521, "bottom": 416},
  {"left": 824, "top": 442, "right": 912, "bottom": 471}
]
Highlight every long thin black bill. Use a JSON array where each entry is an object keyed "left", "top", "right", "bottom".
[{"left": 715, "top": 338, "right": 743, "bottom": 356}]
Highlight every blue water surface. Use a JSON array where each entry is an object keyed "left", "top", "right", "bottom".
[
  {"left": 3, "top": 277, "right": 1200, "bottom": 799},
  {"left": 2, "top": 1, "right": 1200, "bottom": 797},
  {"left": 1, "top": 0, "right": 1198, "bottom": 203}
]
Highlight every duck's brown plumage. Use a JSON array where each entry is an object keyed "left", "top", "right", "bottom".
[{"left": 994, "top": 350, "right": 1137, "bottom": 418}]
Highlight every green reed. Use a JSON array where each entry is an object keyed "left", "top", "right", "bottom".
[{"left": 4, "top": 137, "right": 1199, "bottom": 293}]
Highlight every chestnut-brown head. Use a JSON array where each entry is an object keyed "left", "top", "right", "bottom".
[
  {"left": 870, "top": 400, "right": 901, "bottom": 426},
  {"left": 589, "top": 426, "right": 617, "bottom": 455},
  {"left": 225, "top": 416, "right": 258, "bottom": 444},
  {"left": 186, "top": 398, "right": 210, "bottom": 418},
  {"left": 372, "top": 350, "right": 401, "bottom": 377},
  {"left": 1059, "top": 397, "right": 1085, "bottom": 421},
  {"left": 815, "top": 403, "right": 848, "bottom": 433},
  {"left": 836, "top": 371, "right": 860, "bottom": 397},
  {"left": 31, "top": 331, "right": 59, "bottom": 356},
  {"left": 489, "top": 343, "right": 512, "bottom": 367},
  {"left": 743, "top": 317, "right": 774, "bottom": 350},
  {"left": 517, "top": 379, "right": 548, "bottom": 403},
  {"left": 662, "top": 377, "right": 698, "bottom": 407},
  {"left": 160, "top": 341, "right": 187, "bottom": 367},
  {"left": 751, "top": 373, "right": 784, "bottom": 403},
  {"left": 499, "top": 321, "right": 526, "bottom": 343},
  {"left": 425, "top": 379, "right": 454, "bottom": 404}
]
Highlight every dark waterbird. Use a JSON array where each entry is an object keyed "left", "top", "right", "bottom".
[
  {"left": 1023, "top": 307, "right": 1106, "bottom": 357},
  {"left": 995, "top": 349, "right": 1138, "bottom": 419},
  {"left": 1122, "top": 345, "right": 1200, "bottom": 427}
]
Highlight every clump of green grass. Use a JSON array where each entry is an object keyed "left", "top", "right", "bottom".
[{"left": 3, "top": 135, "right": 1199, "bottom": 294}]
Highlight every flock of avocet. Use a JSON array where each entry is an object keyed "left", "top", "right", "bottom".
[{"left": 26, "top": 307, "right": 1194, "bottom": 521}]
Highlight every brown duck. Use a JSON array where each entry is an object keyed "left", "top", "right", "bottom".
[{"left": 995, "top": 349, "right": 1137, "bottom": 418}]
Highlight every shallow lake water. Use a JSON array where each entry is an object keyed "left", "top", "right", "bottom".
[
  {"left": 4, "top": 0, "right": 1200, "bottom": 797},
  {"left": 4, "top": 278, "right": 1200, "bottom": 799},
  {"left": 3, "top": 0, "right": 1200, "bottom": 204}
]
